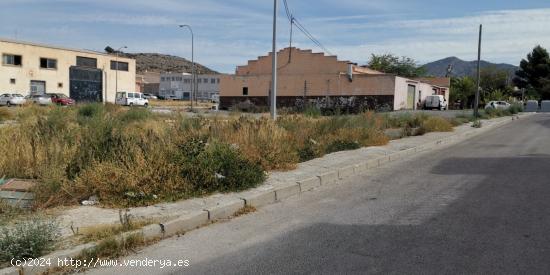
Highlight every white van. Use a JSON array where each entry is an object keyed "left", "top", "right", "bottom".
[
  {"left": 115, "top": 92, "right": 149, "bottom": 107},
  {"left": 424, "top": 95, "right": 448, "bottom": 111}
]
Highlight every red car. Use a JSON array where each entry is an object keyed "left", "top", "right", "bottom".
[{"left": 47, "top": 93, "right": 75, "bottom": 106}]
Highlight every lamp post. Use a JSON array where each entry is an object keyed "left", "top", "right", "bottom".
[
  {"left": 270, "top": 0, "right": 278, "bottom": 120},
  {"left": 178, "top": 24, "right": 195, "bottom": 111},
  {"left": 115, "top": 46, "right": 127, "bottom": 96}
]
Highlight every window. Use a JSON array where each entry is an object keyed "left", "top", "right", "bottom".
[
  {"left": 242, "top": 87, "right": 249, "bottom": 96},
  {"left": 110, "top": 61, "right": 129, "bottom": 71},
  {"left": 10, "top": 78, "right": 15, "bottom": 84},
  {"left": 40, "top": 58, "right": 57, "bottom": 69},
  {"left": 198, "top": 79, "right": 202, "bottom": 83},
  {"left": 203, "top": 78, "right": 208, "bottom": 83},
  {"left": 211, "top": 78, "right": 216, "bottom": 84},
  {"left": 58, "top": 82, "right": 63, "bottom": 88},
  {"left": 172, "top": 77, "right": 176, "bottom": 81},
  {"left": 2, "top": 54, "right": 22, "bottom": 66},
  {"left": 184, "top": 79, "right": 190, "bottom": 84},
  {"left": 217, "top": 79, "right": 220, "bottom": 84},
  {"left": 76, "top": 56, "right": 97, "bottom": 68}
]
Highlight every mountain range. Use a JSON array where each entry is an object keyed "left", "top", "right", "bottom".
[{"left": 422, "top": 57, "right": 518, "bottom": 78}]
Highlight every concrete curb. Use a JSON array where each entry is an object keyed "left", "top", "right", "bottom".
[{"left": 2, "top": 114, "right": 530, "bottom": 275}]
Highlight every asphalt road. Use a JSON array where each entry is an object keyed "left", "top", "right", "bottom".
[{"left": 91, "top": 114, "right": 550, "bottom": 275}]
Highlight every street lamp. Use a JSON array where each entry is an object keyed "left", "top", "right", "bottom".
[
  {"left": 178, "top": 24, "right": 195, "bottom": 111},
  {"left": 115, "top": 46, "right": 127, "bottom": 96}
]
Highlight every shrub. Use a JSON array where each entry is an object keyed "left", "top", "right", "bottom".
[
  {"left": 303, "top": 105, "right": 322, "bottom": 118},
  {"left": 420, "top": 117, "right": 454, "bottom": 133},
  {"left": 325, "top": 140, "right": 360, "bottom": 154},
  {"left": 509, "top": 103, "right": 523, "bottom": 114},
  {"left": 0, "top": 217, "right": 60, "bottom": 263},
  {"left": 178, "top": 141, "right": 266, "bottom": 194},
  {"left": 118, "top": 108, "right": 152, "bottom": 123}
]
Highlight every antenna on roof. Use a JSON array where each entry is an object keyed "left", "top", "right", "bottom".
[{"left": 445, "top": 64, "right": 453, "bottom": 77}]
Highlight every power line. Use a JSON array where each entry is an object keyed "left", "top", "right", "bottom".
[{"left": 281, "top": 0, "right": 333, "bottom": 56}]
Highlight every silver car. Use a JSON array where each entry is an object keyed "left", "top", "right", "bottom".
[
  {"left": 0, "top": 93, "right": 26, "bottom": 106},
  {"left": 485, "top": 101, "right": 511, "bottom": 110},
  {"left": 29, "top": 94, "right": 52, "bottom": 105}
]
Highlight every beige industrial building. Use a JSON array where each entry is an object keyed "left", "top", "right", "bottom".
[
  {"left": 0, "top": 38, "right": 135, "bottom": 103},
  {"left": 220, "top": 47, "right": 449, "bottom": 111}
]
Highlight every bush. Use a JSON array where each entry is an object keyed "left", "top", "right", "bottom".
[
  {"left": 303, "top": 105, "right": 322, "bottom": 118},
  {"left": 118, "top": 108, "right": 152, "bottom": 123},
  {"left": 0, "top": 217, "right": 60, "bottom": 263},
  {"left": 420, "top": 117, "right": 454, "bottom": 133},
  {"left": 178, "top": 141, "right": 266, "bottom": 194},
  {"left": 325, "top": 140, "right": 360, "bottom": 154},
  {"left": 509, "top": 104, "right": 523, "bottom": 114}
]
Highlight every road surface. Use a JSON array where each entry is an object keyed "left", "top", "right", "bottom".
[{"left": 91, "top": 114, "right": 550, "bottom": 275}]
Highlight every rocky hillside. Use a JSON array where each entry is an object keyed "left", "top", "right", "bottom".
[
  {"left": 122, "top": 53, "right": 218, "bottom": 75},
  {"left": 422, "top": 57, "right": 518, "bottom": 78}
]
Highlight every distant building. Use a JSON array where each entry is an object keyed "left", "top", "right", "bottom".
[
  {"left": 0, "top": 38, "right": 135, "bottom": 103},
  {"left": 159, "top": 73, "right": 220, "bottom": 100},
  {"left": 136, "top": 72, "right": 160, "bottom": 95},
  {"left": 220, "top": 47, "right": 449, "bottom": 111}
]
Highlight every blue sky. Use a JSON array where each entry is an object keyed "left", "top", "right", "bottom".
[{"left": 1, "top": 0, "right": 549, "bottom": 73}]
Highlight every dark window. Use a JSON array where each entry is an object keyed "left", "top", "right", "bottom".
[
  {"left": 110, "top": 61, "right": 129, "bottom": 71},
  {"left": 2, "top": 54, "right": 22, "bottom": 66},
  {"left": 243, "top": 87, "right": 249, "bottom": 96},
  {"left": 211, "top": 78, "right": 216, "bottom": 84},
  {"left": 76, "top": 56, "right": 97, "bottom": 68},
  {"left": 40, "top": 58, "right": 57, "bottom": 69},
  {"left": 198, "top": 79, "right": 202, "bottom": 83},
  {"left": 58, "top": 82, "right": 63, "bottom": 88},
  {"left": 217, "top": 79, "right": 220, "bottom": 84},
  {"left": 10, "top": 78, "right": 16, "bottom": 84}
]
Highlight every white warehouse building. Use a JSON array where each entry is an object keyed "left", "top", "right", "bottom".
[{"left": 159, "top": 73, "right": 220, "bottom": 101}]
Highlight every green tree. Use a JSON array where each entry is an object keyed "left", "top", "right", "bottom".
[
  {"left": 450, "top": 77, "right": 476, "bottom": 108},
  {"left": 367, "top": 54, "right": 426, "bottom": 77},
  {"left": 513, "top": 45, "right": 550, "bottom": 100}
]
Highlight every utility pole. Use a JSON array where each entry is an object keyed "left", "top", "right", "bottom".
[
  {"left": 179, "top": 24, "right": 195, "bottom": 111},
  {"left": 270, "top": 0, "right": 278, "bottom": 120},
  {"left": 474, "top": 24, "right": 482, "bottom": 118},
  {"left": 115, "top": 46, "right": 127, "bottom": 97}
]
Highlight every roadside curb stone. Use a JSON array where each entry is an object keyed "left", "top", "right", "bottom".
[
  {"left": 317, "top": 171, "right": 338, "bottom": 185},
  {"left": 204, "top": 199, "right": 245, "bottom": 221}
]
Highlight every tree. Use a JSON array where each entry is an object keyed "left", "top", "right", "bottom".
[
  {"left": 366, "top": 54, "right": 426, "bottom": 77},
  {"left": 450, "top": 77, "right": 476, "bottom": 108},
  {"left": 513, "top": 45, "right": 550, "bottom": 100}
]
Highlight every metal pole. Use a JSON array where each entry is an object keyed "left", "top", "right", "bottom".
[
  {"left": 474, "top": 24, "right": 482, "bottom": 118},
  {"left": 115, "top": 46, "right": 127, "bottom": 96},
  {"left": 179, "top": 25, "right": 195, "bottom": 111},
  {"left": 270, "top": 0, "right": 278, "bottom": 120}
]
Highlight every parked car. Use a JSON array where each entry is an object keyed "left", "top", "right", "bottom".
[
  {"left": 485, "top": 101, "right": 511, "bottom": 110},
  {"left": 0, "top": 93, "right": 26, "bottom": 106},
  {"left": 143, "top": 93, "right": 158, "bottom": 100},
  {"left": 29, "top": 94, "right": 53, "bottom": 105},
  {"left": 47, "top": 93, "right": 75, "bottom": 106},
  {"left": 115, "top": 92, "right": 149, "bottom": 107},
  {"left": 424, "top": 95, "right": 448, "bottom": 110}
]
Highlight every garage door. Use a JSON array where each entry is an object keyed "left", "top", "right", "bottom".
[{"left": 70, "top": 66, "right": 103, "bottom": 102}]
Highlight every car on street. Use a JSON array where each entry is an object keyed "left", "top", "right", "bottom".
[
  {"left": 29, "top": 94, "right": 53, "bottom": 105},
  {"left": 115, "top": 92, "right": 149, "bottom": 107},
  {"left": 424, "top": 95, "right": 448, "bottom": 110},
  {"left": 143, "top": 93, "right": 158, "bottom": 100},
  {"left": 47, "top": 93, "right": 75, "bottom": 106},
  {"left": 0, "top": 93, "right": 26, "bottom": 106},
  {"left": 485, "top": 101, "right": 511, "bottom": 110}
]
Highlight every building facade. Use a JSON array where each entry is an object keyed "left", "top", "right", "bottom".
[
  {"left": 0, "top": 38, "right": 135, "bottom": 103},
  {"left": 159, "top": 73, "right": 220, "bottom": 101},
  {"left": 136, "top": 72, "right": 160, "bottom": 95},
  {"left": 220, "top": 47, "right": 449, "bottom": 111}
]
